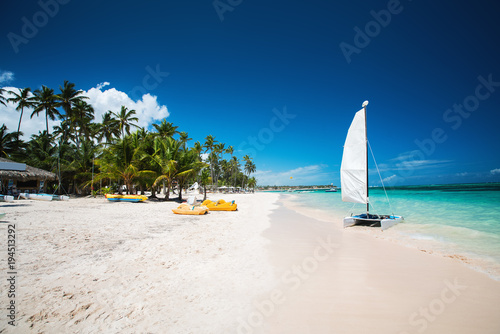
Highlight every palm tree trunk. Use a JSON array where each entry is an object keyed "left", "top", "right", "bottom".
[
  {"left": 166, "top": 184, "right": 171, "bottom": 200},
  {"left": 45, "top": 109, "right": 49, "bottom": 135},
  {"left": 17, "top": 107, "right": 24, "bottom": 141},
  {"left": 178, "top": 184, "right": 183, "bottom": 201}
]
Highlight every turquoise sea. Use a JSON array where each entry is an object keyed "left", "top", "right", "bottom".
[{"left": 280, "top": 183, "right": 500, "bottom": 280}]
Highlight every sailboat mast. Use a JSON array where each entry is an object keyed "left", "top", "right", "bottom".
[{"left": 364, "top": 102, "right": 369, "bottom": 216}]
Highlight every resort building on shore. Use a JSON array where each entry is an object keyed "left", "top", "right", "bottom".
[{"left": 0, "top": 158, "right": 57, "bottom": 195}]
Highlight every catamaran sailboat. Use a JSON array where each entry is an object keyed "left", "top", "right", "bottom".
[{"left": 340, "top": 101, "right": 403, "bottom": 231}]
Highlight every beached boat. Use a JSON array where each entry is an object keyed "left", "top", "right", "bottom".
[
  {"left": 0, "top": 195, "right": 14, "bottom": 202},
  {"left": 202, "top": 199, "right": 237, "bottom": 211},
  {"left": 341, "top": 101, "right": 403, "bottom": 231},
  {"left": 53, "top": 195, "right": 70, "bottom": 201},
  {"left": 105, "top": 194, "right": 122, "bottom": 202},
  {"left": 18, "top": 193, "right": 53, "bottom": 201},
  {"left": 105, "top": 194, "right": 147, "bottom": 202},
  {"left": 31, "top": 194, "right": 53, "bottom": 201},
  {"left": 172, "top": 204, "right": 209, "bottom": 215}
]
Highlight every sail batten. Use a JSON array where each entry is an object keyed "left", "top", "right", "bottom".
[{"left": 341, "top": 108, "right": 368, "bottom": 204}]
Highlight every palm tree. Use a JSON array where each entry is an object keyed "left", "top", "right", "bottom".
[
  {"left": 179, "top": 131, "right": 192, "bottom": 147},
  {"left": 0, "top": 88, "right": 8, "bottom": 106},
  {"left": 95, "top": 137, "right": 154, "bottom": 194},
  {"left": 212, "top": 142, "right": 226, "bottom": 187},
  {"left": 32, "top": 86, "right": 60, "bottom": 135},
  {"left": 247, "top": 177, "right": 257, "bottom": 191},
  {"left": 0, "top": 124, "right": 22, "bottom": 158},
  {"left": 226, "top": 145, "right": 234, "bottom": 157},
  {"left": 204, "top": 135, "right": 216, "bottom": 153},
  {"left": 7, "top": 87, "right": 36, "bottom": 140},
  {"left": 111, "top": 106, "right": 139, "bottom": 139},
  {"left": 230, "top": 156, "right": 240, "bottom": 187},
  {"left": 71, "top": 100, "right": 94, "bottom": 148},
  {"left": 52, "top": 119, "right": 75, "bottom": 144},
  {"left": 87, "top": 122, "right": 101, "bottom": 142},
  {"left": 56, "top": 80, "right": 88, "bottom": 119},
  {"left": 69, "top": 138, "right": 99, "bottom": 195},
  {"left": 175, "top": 147, "right": 203, "bottom": 201},
  {"left": 199, "top": 167, "right": 211, "bottom": 201},
  {"left": 225, "top": 145, "right": 234, "bottom": 185},
  {"left": 98, "top": 111, "right": 120, "bottom": 146},
  {"left": 204, "top": 135, "right": 217, "bottom": 187},
  {"left": 219, "top": 159, "right": 231, "bottom": 185},
  {"left": 244, "top": 160, "right": 256, "bottom": 189},
  {"left": 193, "top": 141, "right": 203, "bottom": 156},
  {"left": 24, "top": 131, "right": 56, "bottom": 171},
  {"left": 241, "top": 155, "right": 255, "bottom": 189},
  {"left": 152, "top": 119, "right": 179, "bottom": 138},
  {"left": 145, "top": 137, "right": 182, "bottom": 200}
]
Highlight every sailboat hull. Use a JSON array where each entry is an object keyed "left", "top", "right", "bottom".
[{"left": 343, "top": 214, "right": 403, "bottom": 231}]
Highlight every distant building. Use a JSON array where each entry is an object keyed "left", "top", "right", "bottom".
[{"left": 0, "top": 158, "right": 57, "bottom": 195}]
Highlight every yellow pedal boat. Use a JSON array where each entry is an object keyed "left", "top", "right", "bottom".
[
  {"left": 105, "top": 194, "right": 148, "bottom": 202},
  {"left": 202, "top": 199, "right": 237, "bottom": 211},
  {"left": 172, "top": 204, "right": 209, "bottom": 215}
]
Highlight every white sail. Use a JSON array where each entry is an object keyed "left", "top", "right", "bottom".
[{"left": 341, "top": 108, "right": 368, "bottom": 204}]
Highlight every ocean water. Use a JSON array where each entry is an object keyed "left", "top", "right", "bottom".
[{"left": 281, "top": 183, "right": 500, "bottom": 280}]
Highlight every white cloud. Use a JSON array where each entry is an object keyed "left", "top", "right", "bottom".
[
  {"left": 456, "top": 172, "right": 468, "bottom": 177},
  {"left": 491, "top": 168, "right": 500, "bottom": 175},
  {"left": 84, "top": 85, "right": 169, "bottom": 129},
  {"left": 390, "top": 150, "right": 453, "bottom": 170},
  {"left": 95, "top": 82, "right": 110, "bottom": 90},
  {"left": 200, "top": 153, "right": 209, "bottom": 162},
  {"left": 254, "top": 164, "right": 330, "bottom": 186},
  {"left": 0, "top": 83, "right": 169, "bottom": 140},
  {"left": 0, "top": 70, "right": 14, "bottom": 84},
  {"left": 381, "top": 174, "right": 397, "bottom": 183}
]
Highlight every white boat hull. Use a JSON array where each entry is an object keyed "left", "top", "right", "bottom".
[
  {"left": 343, "top": 215, "right": 403, "bottom": 231},
  {"left": 381, "top": 216, "right": 403, "bottom": 230},
  {"left": 19, "top": 193, "right": 53, "bottom": 201},
  {"left": 53, "top": 195, "right": 69, "bottom": 201},
  {"left": 0, "top": 195, "right": 14, "bottom": 202}
]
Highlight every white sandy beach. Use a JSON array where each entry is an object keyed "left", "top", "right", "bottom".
[
  {"left": 0, "top": 193, "right": 278, "bottom": 333},
  {"left": 0, "top": 192, "right": 499, "bottom": 333}
]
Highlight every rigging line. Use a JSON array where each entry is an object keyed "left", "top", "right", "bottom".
[
  {"left": 367, "top": 140, "right": 394, "bottom": 216},
  {"left": 344, "top": 202, "right": 358, "bottom": 218}
]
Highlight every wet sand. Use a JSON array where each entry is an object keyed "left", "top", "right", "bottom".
[{"left": 257, "top": 200, "right": 500, "bottom": 334}]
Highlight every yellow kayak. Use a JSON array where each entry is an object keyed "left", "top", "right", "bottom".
[
  {"left": 202, "top": 199, "right": 237, "bottom": 211},
  {"left": 105, "top": 194, "right": 148, "bottom": 202},
  {"left": 172, "top": 204, "right": 209, "bottom": 215}
]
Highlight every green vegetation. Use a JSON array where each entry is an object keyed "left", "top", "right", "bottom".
[{"left": 0, "top": 82, "right": 257, "bottom": 198}]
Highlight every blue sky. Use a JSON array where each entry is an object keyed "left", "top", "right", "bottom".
[{"left": 1, "top": 0, "right": 500, "bottom": 186}]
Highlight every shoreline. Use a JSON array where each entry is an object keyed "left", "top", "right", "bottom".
[
  {"left": 279, "top": 193, "right": 500, "bottom": 281},
  {"left": 257, "top": 195, "right": 500, "bottom": 333}
]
